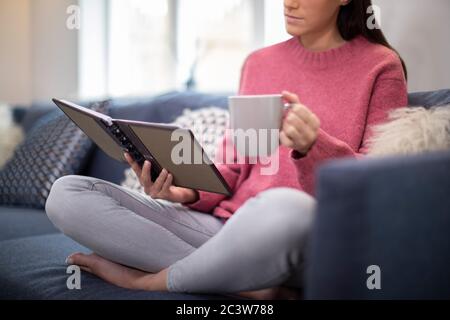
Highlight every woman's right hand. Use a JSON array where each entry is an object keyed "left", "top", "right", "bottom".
[{"left": 124, "top": 152, "right": 198, "bottom": 204}]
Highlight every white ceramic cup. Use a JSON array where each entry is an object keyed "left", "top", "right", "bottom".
[{"left": 228, "top": 94, "right": 291, "bottom": 157}]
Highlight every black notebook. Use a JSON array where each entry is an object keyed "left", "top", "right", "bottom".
[{"left": 52, "top": 99, "right": 232, "bottom": 196}]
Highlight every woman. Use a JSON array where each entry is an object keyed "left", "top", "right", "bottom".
[{"left": 46, "top": 0, "right": 407, "bottom": 299}]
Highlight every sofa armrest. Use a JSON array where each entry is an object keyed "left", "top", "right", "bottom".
[{"left": 306, "top": 151, "right": 450, "bottom": 299}]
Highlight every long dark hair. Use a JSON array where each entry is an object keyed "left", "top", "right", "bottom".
[{"left": 337, "top": 0, "right": 407, "bottom": 80}]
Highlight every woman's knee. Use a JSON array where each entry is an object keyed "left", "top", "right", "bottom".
[
  {"left": 257, "top": 187, "right": 316, "bottom": 214},
  {"left": 253, "top": 187, "right": 316, "bottom": 218},
  {"left": 45, "top": 175, "right": 96, "bottom": 231},
  {"left": 246, "top": 187, "right": 316, "bottom": 247}
]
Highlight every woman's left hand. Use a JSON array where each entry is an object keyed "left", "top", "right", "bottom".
[{"left": 280, "top": 91, "right": 321, "bottom": 155}]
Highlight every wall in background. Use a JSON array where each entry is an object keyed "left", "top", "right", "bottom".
[
  {"left": 374, "top": 0, "right": 450, "bottom": 92},
  {"left": 0, "top": 0, "right": 78, "bottom": 105},
  {"left": 0, "top": 0, "right": 32, "bottom": 105},
  {"left": 0, "top": 0, "right": 449, "bottom": 105},
  {"left": 30, "top": 0, "right": 79, "bottom": 103}
]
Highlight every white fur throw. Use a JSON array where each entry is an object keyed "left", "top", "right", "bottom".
[{"left": 367, "top": 105, "right": 450, "bottom": 156}]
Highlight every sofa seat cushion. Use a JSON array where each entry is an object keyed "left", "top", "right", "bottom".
[
  {"left": 0, "top": 234, "right": 225, "bottom": 299},
  {"left": 0, "top": 207, "right": 58, "bottom": 241}
]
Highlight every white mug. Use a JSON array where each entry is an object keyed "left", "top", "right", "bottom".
[{"left": 228, "top": 94, "right": 291, "bottom": 157}]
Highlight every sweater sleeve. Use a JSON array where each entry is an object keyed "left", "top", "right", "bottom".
[
  {"left": 183, "top": 57, "right": 252, "bottom": 213},
  {"left": 290, "top": 55, "right": 408, "bottom": 195}
]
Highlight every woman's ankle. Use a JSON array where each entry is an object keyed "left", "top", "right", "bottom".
[{"left": 138, "top": 268, "right": 169, "bottom": 291}]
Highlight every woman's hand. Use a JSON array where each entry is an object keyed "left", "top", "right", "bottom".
[
  {"left": 124, "top": 152, "right": 198, "bottom": 204},
  {"left": 280, "top": 91, "right": 321, "bottom": 156}
]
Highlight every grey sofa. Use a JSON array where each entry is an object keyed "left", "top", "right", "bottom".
[{"left": 1, "top": 90, "right": 449, "bottom": 299}]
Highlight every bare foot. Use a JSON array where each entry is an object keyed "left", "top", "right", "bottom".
[
  {"left": 67, "top": 252, "right": 169, "bottom": 291},
  {"left": 236, "top": 286, "right": 301, "bottom": 300}
]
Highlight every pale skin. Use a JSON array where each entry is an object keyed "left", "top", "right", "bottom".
[{"left": 67, "top": 0, "right": 350, "bottom": 299}]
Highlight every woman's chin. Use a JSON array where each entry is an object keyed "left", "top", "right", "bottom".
[{"left": 285, "top": 24, "right": 307, "bottom": 38}]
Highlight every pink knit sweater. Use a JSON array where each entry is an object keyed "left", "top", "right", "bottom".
[{"left": 186, "top": 35, "right": 408, "bottom": 219}]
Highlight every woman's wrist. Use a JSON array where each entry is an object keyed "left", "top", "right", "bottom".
[
  {"left": 292, "top": 146, "right": 310, "bottom": 159},
  {"left": 292, "top": 138, "right": 318, "bottom": 158},
  {"left": 181, "top": 189, "right": 199, "bottom": 205},
  {"left": 291, "top": 149, "right": 307, "bottom": 159}
]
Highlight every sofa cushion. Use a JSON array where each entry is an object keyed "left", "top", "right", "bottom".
[
  {"left": 0, "top": 207, "right": 58, "bottom": 241},
  {"left": 408, "top": 89, "right": 450, "bottom": 108},
  {"left": 0, "top": 233, "right": 225, "bottom": 300},
  {"left": 306, "top": 150, "right": 450, "bottom": 299},
  {"left": 18, "top": 99, "right": 97, "bottom": 133},
  {"left": 0, "top": 101, "right": 109, "bottom": 209}
]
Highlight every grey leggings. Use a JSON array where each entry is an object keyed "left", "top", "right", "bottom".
[{"left": 45, "top": 175, "right": 316, "bottom": 293}]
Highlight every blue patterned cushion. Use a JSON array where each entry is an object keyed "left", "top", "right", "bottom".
[{"left": 0, "top": 100, "right": 110, "bottom": 209}]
